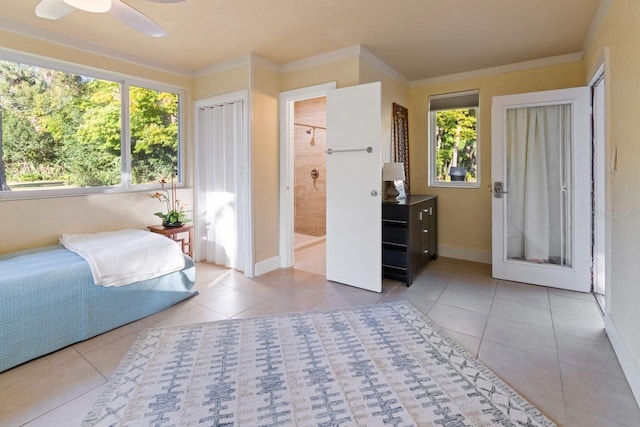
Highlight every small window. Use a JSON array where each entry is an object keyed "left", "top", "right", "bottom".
[{"left": 428, "top": 90, "right": 479, "bottom": 188}]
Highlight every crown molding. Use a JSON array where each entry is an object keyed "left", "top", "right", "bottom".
[
  {"left": 358, "top": 46, "right": 408, "bottom": 83},
  {"left": 581, "top": 0, "right": 613, "bottom": 54},
  {"left": 280, "top": 45, "right": 361, "bottom": 73},
  {"left": 410, "top": 52, "right": 583, "bottom": 87},
  {"left": 194, "top": 53, "right": 280, "bottom": 77},
  {"left": 0, "top": 17, "right": 194, "bottom": 77},
  {"left": 194, "top": 53, "right": 253, "bottom": 77},
  {"left": 279, "top": 44, "right": 408, "bottom": 83},
  {"left": 2, "top": 14, "right": 594, "bottom": 89},
  {"left": 249, "top": 54, "right": 280, "bottom": 73}
]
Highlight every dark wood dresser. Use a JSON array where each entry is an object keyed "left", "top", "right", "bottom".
[{"left": 382, "top": 195, "right": 438, "bottom": 285}]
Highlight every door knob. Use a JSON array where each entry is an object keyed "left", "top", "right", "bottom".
[
  {"left": 371, "top": 190, "right": 378, "bottom": 197},
  {"left": 493, "top": 182, "right": 508, "bottom": 198}
]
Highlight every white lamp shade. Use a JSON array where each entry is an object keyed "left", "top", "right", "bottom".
[
  {"left": 382, "top": 162, "right": 405, "bottom": 181},
  {"left": 63, "top": 0, "right": 111, "bottom": 13}
]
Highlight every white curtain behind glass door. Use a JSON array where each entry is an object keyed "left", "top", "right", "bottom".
[
  {"left": 200, "top": 101, "right": 243, "bottom": 268},
  {"left": 506, "top": 104, "right": 572, "bottom": 266}
]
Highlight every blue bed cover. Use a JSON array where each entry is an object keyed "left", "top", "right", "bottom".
[{"left": 0, "top": 245, "right": 197, "bottom": 372}]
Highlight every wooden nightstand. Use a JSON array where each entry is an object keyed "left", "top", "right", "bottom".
[{"left": 148, "top": 224, "right": 194, "bottom": 258}]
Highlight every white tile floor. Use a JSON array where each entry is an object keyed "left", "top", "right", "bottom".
[
  {"left": 293, "top": 239, "right": 326, "bottom": 276},
  {"left": 1, "top": 253, "right": 639, "bottom": 426},
  {"left": 293, "top": 232, "right": 325, "bottom": 252}
]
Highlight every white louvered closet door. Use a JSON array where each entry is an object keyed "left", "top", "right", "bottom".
[{"left": 200, "top": 101, "right": 244, "bottom": 269}]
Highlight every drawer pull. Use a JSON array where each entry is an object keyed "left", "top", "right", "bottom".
[
  {"left": 423, "top": 249, "right": 429, "bottom": 254},
  {"left": 422, "top": 229, "right": 429, "bottom": 233}
]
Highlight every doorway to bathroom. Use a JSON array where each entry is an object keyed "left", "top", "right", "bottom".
[
  {"left": 279, "top": 82, "right": 336, "bottom": 274},
  {"left": 280, "top": 82, "right": 382, "bottom": 290},
  {"left": 292, "top": 97, "right": 327, "bottom": 275}
]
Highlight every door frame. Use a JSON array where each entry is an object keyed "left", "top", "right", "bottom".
[
  {"left": 278, "top": 82, "right": 336, "bottom": 268},
  {"left": 589, "top": 55, "right": 610, "bottom": 312},
  {"left": 194, "top": 90, "right": 254, "bottom": 277}
]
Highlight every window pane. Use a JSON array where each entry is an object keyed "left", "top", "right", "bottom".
[
  {"left": 0, "top": 60, "right": 121, "bottom": 191},
  {"left": 434, "top": 108, "right": 477, "bottom": 183},
  {"left": 505, "top": 104, "right": 572, "bottom": 267},
  {"left": 130, "top": 86, "right": 179, "bottom": 184}
]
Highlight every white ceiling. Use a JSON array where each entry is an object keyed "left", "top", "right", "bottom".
[{"left": 0, "top": 0, "right": 604, "bottom": 80}]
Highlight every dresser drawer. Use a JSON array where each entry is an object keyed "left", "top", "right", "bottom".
[
  {"left": 382, "top": 248, "right": 407, "bottom": 269},
  {"left": 421, "top": 241, "right": 431, "bottom": 258},
  {"left": 382, "top": 204, "right": 408, "bottom": 222},
  {"left": 383, "top": 225, "right": 408, "bottom": 246},
  {"left": 421, "top": 227, "right": 430, "bottom": 245}
]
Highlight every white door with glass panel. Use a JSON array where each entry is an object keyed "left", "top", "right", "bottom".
[
  {"left": 326, "top": 82, "right": 382, "bottom": 293},
  {"left": 491, "top": 87, "right": 591, "bottom": 292}
]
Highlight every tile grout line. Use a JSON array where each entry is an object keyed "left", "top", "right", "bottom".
[
  {"left": 547, "top": 288, "right": 569, "bottom": 426},
  {"left": 6, "top": 259, "right": 634, "bottom": 426},
  {"left": 18, "top": 382, "right": 107, "bottom": 427},
  {"left": 478, "top": 282, "right": 498, "bottom": 348}
]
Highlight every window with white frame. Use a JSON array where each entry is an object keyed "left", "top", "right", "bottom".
[
  {"left": 428, "top": 90, "right": 479, "bottom": 187},
  {"left": 0, "top": 56, "right": 183, "bottom": 198}
]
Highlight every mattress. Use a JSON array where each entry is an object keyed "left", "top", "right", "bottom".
[{"left": 0, "top": 245, "right": 197, "bottom": 373}]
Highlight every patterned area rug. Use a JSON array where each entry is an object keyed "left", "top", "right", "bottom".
[{"left": 83, "top": 301, "right": 556, "bottom": 426}]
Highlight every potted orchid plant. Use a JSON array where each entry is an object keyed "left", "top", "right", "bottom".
[{"left": 151, "top": 173, "right": 191, "bottom": 227}]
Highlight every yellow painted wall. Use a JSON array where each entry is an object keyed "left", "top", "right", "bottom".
[
  {"left": 0, "top": 32, "right": 194, "bottom": 254},
  {"left": 409, "top": 61, "right": 585, "bottom": 261},
  {"left": 583, "top": 0, "right": 640, "bottom": 392},
  {"left": 0, "top": 189, "right": 190, "bottom": 254},
  {"left": 251, "top": 65, "right": 281, "bottom": 263},
  {"left": 280, "top": 57, "right": 360, "bottom": 92},
  {"left": 358, "top": 58, "right": 410, "bottom": 163},
  {"left": 193, "top": 62, "right": 280, "bottom": 268},
  {"left": 194, "top": 66, "right": 250, "bottom": 100},
  {"left": 192, "top": 56, "right": 363, "bottom": 267}
]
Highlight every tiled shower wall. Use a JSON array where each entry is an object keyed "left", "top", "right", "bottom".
[{"left": 294, "top": 97, "right": 326, "bottom": 237}]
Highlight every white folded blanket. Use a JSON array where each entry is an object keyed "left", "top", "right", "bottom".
[{"left": 60, "top": 229, "right": 186, "bottom": 287}]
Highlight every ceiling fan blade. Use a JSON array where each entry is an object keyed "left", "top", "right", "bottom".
[
  {"left": 110, "top": 0, "right": 168, "bottom": 37},
  {"left": 63, "top": 0, "right": 111, "bottom": 13},
  {"left": 35, "top": 0, "right": 76, "bottom": 20}
]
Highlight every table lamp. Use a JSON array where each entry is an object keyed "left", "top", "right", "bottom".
[{"left": 382, "top": 162, "right": 405, "bottom": 202}]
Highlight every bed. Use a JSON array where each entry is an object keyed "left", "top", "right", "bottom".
[{"left": 0, "top": 242, "right": 197, "bottom": 373}]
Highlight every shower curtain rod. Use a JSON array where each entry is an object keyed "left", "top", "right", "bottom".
[{"left": 294, "top": 122, "right": 326, "bottom": 130}]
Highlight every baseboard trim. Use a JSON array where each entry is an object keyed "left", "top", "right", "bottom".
[
  {"left": 438, "top": 245, "right": 491, "bottom": 264},
  {"left": 254, "top": 255, "right": 281, "bottom": 276},
  {"left": 605, "top": 315, "right": 640, "bottom": 407}
]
